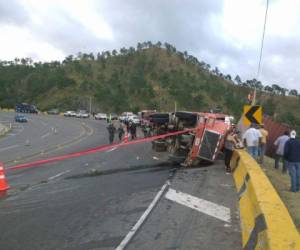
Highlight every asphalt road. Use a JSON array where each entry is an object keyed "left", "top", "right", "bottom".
[{"left": 0, "top": 112, "right": 241, "bottom": 250}]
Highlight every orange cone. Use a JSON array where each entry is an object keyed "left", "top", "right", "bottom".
[
  {"left": 123, "top": 131, "right": 129, "bottom": 143},
  {"left": 0, "top": 162, "right": 9, "bottom": 196}
]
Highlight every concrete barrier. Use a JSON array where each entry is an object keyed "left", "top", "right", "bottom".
[{"left": 230, "top": 149, "right": 300, "bottom": 250}]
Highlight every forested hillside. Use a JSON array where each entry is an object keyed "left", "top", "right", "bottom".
[{"left": 0, "top": 41, "right": 300, "bottom": 127}]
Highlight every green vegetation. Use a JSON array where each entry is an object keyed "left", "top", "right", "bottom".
[
  {"left": 0, "top": 41, "right": 300, "bottom": 128},
  {"left": 263, "top": 157, "right": 300, "bottom": 231}
]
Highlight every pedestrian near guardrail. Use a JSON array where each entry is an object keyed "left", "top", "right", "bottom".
[
  {"left": 284, "top": 130, "right": 300, "bottom": 192},
  {"left": 258, "top": 124, "right": 268, "bottom": 164},
  {"left": 224, "top": 127, "right": 239, "bottom": 172},
  {"left": 274, "top": 131, "right": 289, "bottom": 173},
  {"left": 242, "top": 123, "right": 262, "bottom": 160}
]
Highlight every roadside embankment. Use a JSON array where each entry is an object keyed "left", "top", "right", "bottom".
[
  {"left": 230, "top": 149, "right": 300, "bottom": 249},
  {"left": 262, "top": 156, "right": 300, "bottom": 230}
]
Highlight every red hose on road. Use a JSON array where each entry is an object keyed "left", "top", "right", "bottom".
[{"left": 6, "top": 129, "right": 195, "bottom": 172}]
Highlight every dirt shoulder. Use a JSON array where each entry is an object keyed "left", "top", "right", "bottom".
[{"left": 262, "top": 157, "right": 300, "bottom": 231}]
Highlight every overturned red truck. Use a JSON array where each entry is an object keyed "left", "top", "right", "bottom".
[{"left": 149, "top": 111, "right": 234, "bottom": 166}]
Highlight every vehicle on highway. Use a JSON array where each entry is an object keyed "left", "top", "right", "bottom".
[
  {"left": 139, "top": 110, "right": 157, "bottom": 126},
  {"left": 119, "top": 112, "right": 134, "bottom": 122},
  {"left": 128, "top": 115, "right": 141, "bottom": 125},
  {"left": 150, "top": 111, "right": 233, "bottom": 166},
  {"left": 15, "top": 114, "right": 28, "bottom": 123},
  {"left": 95, "top": 113, "right": 107, "bottom": 120},
  {"left": 15, "top": 103, "right": 38, "bottom": 114},
  {"left": 75, "top": 110, "right": 90, "bottom": 118},
  {"left": 47, "top": 109, "right": 59, "bottom": 115},
  {"left": 64, "top": 110, "right": 76, "bottom": 117},
  {"left": 107, "top": 113, "right": 118, "bottom": 122}
]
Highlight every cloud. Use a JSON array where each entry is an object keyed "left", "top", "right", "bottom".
[
  {"left": 0, "top": 0, "right": 299, "bottom": 90},
  {"left": 0, "top": 0, "right": 29, "bottom": 25}
]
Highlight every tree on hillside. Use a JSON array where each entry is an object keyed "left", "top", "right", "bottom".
[
  {"left": 137, "top": 42, "right": 143, "bottom": 51},
  {"left": 112, "top": 49, "right": 117, "bottom": 56},
  {"left": 289, "top": 89, "right": 298, "bottom": 96},
  {"left": 264, "top": 85, "right": 274, "bottom": 93},
  {"left": 234, "top": 75, "right": 242, "bottom": 84},
  {"left": 225, "top": 74, "right": 232, "bottom": 81},
  {"left": 272, "top": 84, "right": 282, "bottom": 95},
  {"left": 155, "top": 41, "right": 162, "bottom": 48}
]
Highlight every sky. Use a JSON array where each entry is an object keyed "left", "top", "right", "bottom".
[{"left": 0, "top": 0, "right": 299, "bottom": 90}]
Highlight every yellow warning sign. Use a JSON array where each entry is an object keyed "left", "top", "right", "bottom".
[{"left": 243, "top": 105, "right": 262, "bottom": 126}]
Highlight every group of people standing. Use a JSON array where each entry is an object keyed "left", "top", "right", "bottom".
[
  {"left": 274, "top": 130, "right": 300, "bottom": 192},
  {"left": 228, "top": 122, "right": 300, "bottom": 193},
  {"left": 106, "top": 121, "right": 137, "bottom": 144}
]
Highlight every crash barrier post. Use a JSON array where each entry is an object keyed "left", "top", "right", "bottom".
[
  {"left": 0, "top": 162, "right": 10, "bottom": 196},
  {"left": 230, "top": 149, "right": 300, "bottom": 250}
]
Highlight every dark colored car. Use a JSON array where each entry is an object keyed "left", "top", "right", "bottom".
[
  {"left": 15, "top": 114, "right": 28, "bottom": 123},
  {"left": 15, "top": 103, "right": 38, "bottom": 114}
]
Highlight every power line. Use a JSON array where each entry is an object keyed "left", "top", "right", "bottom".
[{"left": 256, "top": 0, "right": 269, "bottom": 80}]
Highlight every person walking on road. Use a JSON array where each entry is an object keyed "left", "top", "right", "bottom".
[
  {"left": 274, "top": 131, "right": 290, "bottom": 173},
  {"left": 284, "top": 130, "right": 300, "bottom": 192},
  {"left": 129, "top": 122, "right": 137, "bottom": 140},
  {"left": 118, "top": 124, "right": 125, "bottom": 141},
  {"left": 224, "top": 127, "right": 239, "bottom": 172},
  {"left": 258, "top": 124, "right": 268, "bottom": 164},
  {"left": 242, "top": 123, "right": 262, "bottom": 160},
  {"left": 107, "top": 123, "right": 116, "bottom": 144}
]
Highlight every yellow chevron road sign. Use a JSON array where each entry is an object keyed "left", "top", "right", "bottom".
[{"left": 243, "top": 105, "right": 262, "bottom": 126}]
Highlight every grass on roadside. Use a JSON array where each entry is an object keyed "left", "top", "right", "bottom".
[{"left": 262, "top": 157, "right": 300, "bottom": 231}]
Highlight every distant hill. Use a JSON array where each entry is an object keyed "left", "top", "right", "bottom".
[{"left": 0, "top": 42, "right": 299, "bottom": 129}]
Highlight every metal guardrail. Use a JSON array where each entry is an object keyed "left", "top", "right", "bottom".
[{"left": 230, "top": 149, "right": 300, "bottom": 250}]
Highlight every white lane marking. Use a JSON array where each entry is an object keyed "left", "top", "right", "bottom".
[
  {"left": 165, "top": 188, "right": 231, "bottom": 223},
  {"left": 41, "top": 132, "right": 50, "bottom": 139},
  {"left": 0, "top": 144, "right": 20, "bottom": 152},
  {"left": 7, "top": 133, "right": 16, "bottom": 136},
  {"left": 48, "top": 170, "right": 70, "bottom": 181},
  {"left": 106, "top": 147, "right": 117, "bottom": 153},
  {"left": 116, "top": 181, "right": 170, "bottom": 250}
]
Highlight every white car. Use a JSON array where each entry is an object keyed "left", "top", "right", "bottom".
[
  {"left": 64, "top": 111, "right": 76, "bottom": 117},
  {"left": 128, "top": 115, "right": 141, "bottom": 125},
  {"left": 95, "top": 113, "right": 107, "bottom": 120},
  {"left": 75, "top": 111, "right": 89, "bottom": 118},
  {"left": 119, "top": 112, "right": 134, "bottom": 122}
]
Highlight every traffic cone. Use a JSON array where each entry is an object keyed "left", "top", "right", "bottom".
[
  {"left": 0, "top": 162, "right": 9, "bottom": 197},
  {"left": 123, "top": 131, "right": 129, "bottom": 143}
]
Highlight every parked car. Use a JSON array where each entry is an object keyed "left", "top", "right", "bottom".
[
  {"left": 47, "top": 109, "right": 59, "bottom": 115},
  {"left": 95, "top": 113, "right": 107, "bottom": 120},
  {"left": 106, "top": 113, "right": 118, "bottom": 122},
  {"left": 15, "top": 103, "right": 38, "bottom": 114},
  {"left": 15, "top": 114, "right": 28, "bottom": 123},
  {"left": 64, "top": 111, "right": 76, "bottom": 117},
  {"left": 119, "top": 112, "right": 134, "bottom": 122},
  {"left": 128, "top": 115, "right": 141, "bottom": 125},
  {"left": 75, "top": 110, "right": 90, "bottom": 118}
]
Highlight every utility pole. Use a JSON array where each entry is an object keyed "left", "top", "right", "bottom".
[{"left": 89, "top": 96, "right": 92, "bottom": 114}]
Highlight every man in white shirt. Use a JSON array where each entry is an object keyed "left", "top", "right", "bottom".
[{"left": 242, "top": 123, "right": 262, "bottom": 160}]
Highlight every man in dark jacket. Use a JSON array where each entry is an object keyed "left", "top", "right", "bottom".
[
  {"left": 284, "top": 130, "right": 300, "bottom": 192},
  {"left": 107, "top": 123, "right": 116, "bottom": 144}
]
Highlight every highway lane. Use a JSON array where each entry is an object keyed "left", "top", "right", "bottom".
[
  {"left": 0, "top": 112, "right": 109, "bottom": 165},
  {"left": 0, "top": 113, "right": 241, "bottom": 249}
]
